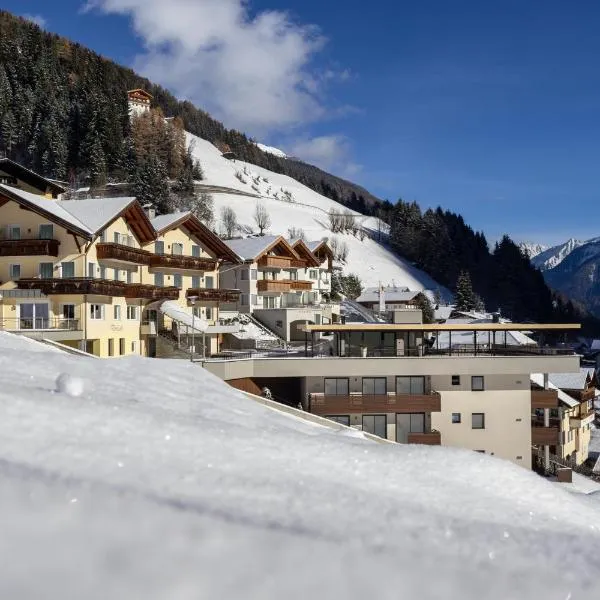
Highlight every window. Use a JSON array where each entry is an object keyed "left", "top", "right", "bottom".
[
  {"left": 452, "top": 375, "right": 461, "bottom": 386},
  {"left": 241, "top": 270, "right": 249, "bottom": 281},
  {"left": 113, "top": 268, "right": 120, "bottom": 281},
  {"left": 192, "top": 276, "right": 201, "bottom": 289},
  {"left": 251, "top": 294, "right": 258, "bottom": 306},
  {"left": 62, "top": 304, "right": 75, "bottom": 320},
  {"left": 191, "top": 245, "right": 200, "bottom": 257},
  {"left": 39, "top": 224, "right": 54, "bottom": 240},
  {"left": 362, "top": 377, "right": 387, "bottom": 395},
  {"left": 114, "top": 305, "right": 121, "bottom": 320},
  {"left": 9, "top": 264, "right": 21, "bottom": 280},
  {"left": 39, "top": 262, "right": 53, "bottom": 278},
  {"left": 263, "top": 296, "right": 276, "bottom": 309},
  {"left": 396, "top": 376, "right": 425, "bottom": 395},
  {"left": 452, "top": 413, "right": 461, "bottom": 424},
  {"left": 131, "top": 341, "right": 137, "bottom": 353},
  {"left": 99, "top": 266, "right": 106, "bottom": 280},
  {"left": 362, "top": 415, "right": 387, "bottom": 438},
  {"left": 113, "top": 232, "right": 120, "bottom": 244},
  {"left": 206, "top": 307, "right": 213, "bottom": 320},
  {"left": 127, "top": 306, "right": 138, "bottom": 320},
  {"left": 154, "top": 273, "right": 164, "bottom": 287},
  {"left": 108, "top": 338, "right": 114, "bottom": 357},
  {"left": 472, "top": 413, "right": 485, "bottom": 429},
  {"left": 471, "top": 376, "right": 485, "bottom": 392},
  {"left": 250, "top": 269, "right": 257, "bottom": 280},
  {"left": 9, "top": 225, "right": 20, "bottom": 240},
  {"left": 90, "top": 304, "right": 104, "bottom": 320},
  {"left": 324, "top": 378, "right": 349, "bottom": 396},
  {"left": 193, "top": 307, "right": 202, "bottom": 318},
  {"left": 87, "top": 262, "right": 96, "bottom": 278},
  {"left": 241, "top": 294, "right": 249, "bottom": 306},
  {"left": 309, "top": 270, "right": 318, "bottom": 279},
  {"left": 288, "top": 270, "right": 298, "bottom": 281},
  {"left": 127, "top": 270, "right": 133, "bottom": 284},
  {"left": 155, "top": 241, "right": 165, "bottom": 255},
  {"left": 172, "top": 243, "right": 183, "bottom": 256},
  {"left": 173, "top": 274, "right": 183, "bottom": 289},
  {"left": 205, "top": 276, "right": 214, "bottom": 289},
  {"left": 409, "top": 413, "right": 425, "bottom": 433},
  {"left": 61, "top": 262, "right": 75, "bottom": 279},
  {"left": 119, "top": 338, "right": 125, "bottom": 356},
  {"left": 99, "top": 230, "right": 106, "bottom": 243},
  {"left": 327, "top": 416, "right": 350, "bottom": 426}
]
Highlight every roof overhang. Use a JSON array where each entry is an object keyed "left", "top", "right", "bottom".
[
  {"left": 0, "top": 158, "right": 66, "bottom": 195},
  {"left": 291, "top": 239, "right": 320, "bottom": 267}
]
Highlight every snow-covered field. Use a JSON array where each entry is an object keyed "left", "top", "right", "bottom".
[
  {"left": 187, "top": 133, "right": 444, "bottom": 293},
  {"left": 1, "top": 331, "right": 600, "bottom": 599}
]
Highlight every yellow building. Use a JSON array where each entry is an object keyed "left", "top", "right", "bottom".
[{"left": 0, "top": 179, "right": 241, "bottom": 357}]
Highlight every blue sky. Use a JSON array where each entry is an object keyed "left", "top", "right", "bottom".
[{"left": 6, "top": 0, "right": 600, "bottom": 245}]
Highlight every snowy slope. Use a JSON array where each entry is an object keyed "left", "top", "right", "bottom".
[
  {"left": 518, "top": 241, "right": 548, "bottom": 259},
  {"left": 186, "top": 133, "right": 445, "bottom": 293},
  {"left": 2, "top": 332, "right": 600, "bottom": 599},
  {"left": 531, "top": 238, "right": 585, "bottom": 271},
  {"left": 255, "top": 142, "right": 287, "bottom": 158}
]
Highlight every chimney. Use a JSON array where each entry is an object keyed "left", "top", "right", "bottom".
[{"left": 143, "top": 203, "right": 156, "bottom": 220}]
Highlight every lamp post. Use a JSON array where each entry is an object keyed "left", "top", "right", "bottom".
[{"left": 188, "top": 295, "right": 198, "bottom": 362}]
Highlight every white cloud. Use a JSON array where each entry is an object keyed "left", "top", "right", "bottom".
[
  {"left": 84, "top": 0, "right": 337, "bottom": 134},
  {"left": 289, "top": 135, "right": 362, "bottom": 178},
  {"left": 22, "top": 14, "right": 47, "bottom": 28}
]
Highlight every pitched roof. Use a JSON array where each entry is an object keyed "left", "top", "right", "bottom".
[
  {"left": 0, "top": 158, "right": 65, "bottom": 195},
  {"left": 290, "top": 239, "right": 320, "bottom": 267},
  {"left": 58, "top": 197, "right": 138, "bottom": 234},
  {"left": 0, "top": 184, "right": 92, "bottom": 237},
  {"left": 548, "top": 370, "right": 591, "bottom": 391},
  {"left": 357, "top": 287, "right": 420, "bottom": 304},
  {"left": 225, "top": 235, "right": 299, "bottom": 261},
  {"left": 530, "top": 374, "right": 580, "bottom": 408},
  {"left": 151, "top": 212, "right": 189, "bottom": 233}
]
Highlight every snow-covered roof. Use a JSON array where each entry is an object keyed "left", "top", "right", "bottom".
[
  {"left": 151, "top": 211, "right": 192, "bottom": 233},
  {"left": 433, "top": 305, "right": 454, "bottom": 322},
  {"left": 548, "top": 370, "right": 591, "bottom": 391},
  {"left": 591, "top": 339, "right": 600, "bottom": 351},
  {"left": 357, "top": 287, "right": 419, "bottom": 304},
  {"left": 224, "top": 235, "right": 285, "bottom": 261},
  {"left": 0, "top": 184, "right": 92, "bottom": 235},
  {"left": 58, "top": 196, "right": 137, "bottom": 234},
  {"left": 530, "top": 374, "right": 580, "bottom": 408}
]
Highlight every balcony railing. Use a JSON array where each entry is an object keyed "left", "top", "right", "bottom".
[
  {"left": 285, "top": 280, "right": 313, "bottom": 291},
  {"left": 308, "top": 392, "right": 442, "bottom": 415},
  {"left": 407, "top": 430, "right": 441, "bottom": 445},
  {"left": 257, "top": 280, "right": 292, "bottom": 293},
  {"left": 531, "top": 389, "right": 559, "bottom": 409},
  {"left": 531, "top": 424, "right": 561, "bottom": 445},
  {"left": 0, "top": 317, "right": 80, "bottom": 331},
  {"left": 0, "top": 239, "right": 60, "bottom": 257},
  {"left": 186, "top": 288, "right": 241, "bottom": 302},
  {"left": 149, "top": 254, "right": 217, "bottom": 271},
  {"left": 258, "top": 256, "right": 292, "bottom": 269},
  {"left": 16, "top": 278, "right": 179, "bottom": 300},
  {"left": 290, "top": 259, "right": 307, "bottom": 268},
  {"left": 96, "top": 243, "right": 153, "bottom": 265}
]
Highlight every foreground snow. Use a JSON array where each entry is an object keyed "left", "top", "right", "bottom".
[
  {"left": 1, "top": 331, "right": 599, "bottom": 599},
  {"left": 187, "top": 133, "right": 445, "bottom": 292}
]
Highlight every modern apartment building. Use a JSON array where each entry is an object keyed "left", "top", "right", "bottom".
[
  {"left": 204, "top": 316, "right": 580, "bottom": 470},
  {"left": 0, "top": 175, "right": 241, "bottom": 357},
  {"left": 219, "top": 235, "right": 340, "bottom": 341}
]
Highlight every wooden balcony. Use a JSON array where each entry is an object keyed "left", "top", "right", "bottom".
[
  {"left": 531, "top": 389, "right": 559, "bottom": 409},
  {"left": 291, "top": 259, "right": 307, "bottom": 268},
  {"left": 257, "top": 280, "right": 292, "bottom": 293},
  {"left": 0, "top": 239, "right": 60, "bottom": 257},
  {"left": 285, "top": 280, "right": 313, "bottom": 291},
  {"left": 149, "top": 254, "right": 217, "bottom": 272},
  {"left": 308, "top": 392, "right": 442, "bottom": 416},
  {"left": 186, "top": 288, "right": 241, "bottom": 302},
  {"left": 569, "top": 411, "right": 596, "bottom": 428},
  {"left": 407, "top": 430, "right": 441, "bottom": 445},
  {"left": 258, "top": 256, "right": 292, "bottom": 269},
  {"left": 531, "top": 425, "right": 561, "bottom": 445},
  {"left": 96, "top": 243, "right": 153, "bottom": 265},
  {"left": 16, "top": 278, "right": 179, "bottom": 300}
]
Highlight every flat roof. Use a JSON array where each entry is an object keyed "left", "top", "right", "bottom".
[{"left": 302, "top": 323, "right": 581, "bottom": 332}]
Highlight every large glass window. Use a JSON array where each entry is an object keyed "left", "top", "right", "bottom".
[
  {"left": 154, "top": 273, "right": 164, "bottom": 287},
  {"left": 173, "top": 274, "right": 183, "bottom": 289},
  {"left": 191, "top": 245, "right": 200, "bottom": 257},
  {"left": 39, "top": 224, "right": 54, "bottom": 239},
  {"left": 362, "top": 415, "right": 387, "bottom": 438},
  {"left": 396, "top": 376, "right": 425, "bottom": 395},
  {"left": 61, "top": 262, "right": 75, "bottom": 278},
  {"left": 9, "top": 264, "right": 21, "bottom": 280},
  {"left": 205, "top": 276, "right": 214, "bottom": 289},
  {"left": 327, "top": 416, "right": 350, "bottom": 426},
  {"left": 471, "top": 376, "right": 485, "bottom": 392},
  {"left": 39, "top": 262, "right": 54, "bottom": 278},
  {"left": 155, "top": 241, "right": 165, "bottom": 255},
  {"left": 191, "top": 276, "right": 201, "bottom": 289},
  {"left": 324, "top": 378, "right": 349, "bottom": 396},
  {"left": 362, "top": 377, "right": 387, "bottom": 395},
  {"left": 9, "top": 226, "right": 20, "bottom": 240},
  {"left": 409, "top": 413, "right": 425, "bottom": 433},
  {"left": 396, "top": 413, "right": 425, "bottom": 442}
]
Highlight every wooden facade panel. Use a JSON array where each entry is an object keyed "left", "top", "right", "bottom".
[
  {"left": 0, "top": 239, "right": 60, "bottom": 257},
  {"left": 407, "top": 431, "right": 441, "bottom": 445},
  {"left": 531, "top": 389, "right": 559, "bottom": 409},
  {"left": 258, "top": 256, "right": 292, "bottom": 269},
  {"left": 257, "top": 280, "right": 292, "bottom": 293},
  {"left": 228, "top": 378, "right": 263, "bottom": 396}
]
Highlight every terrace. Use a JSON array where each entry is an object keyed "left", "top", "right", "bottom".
[{"left": 0, "top": 239, "right": 60, "bottom": 257}]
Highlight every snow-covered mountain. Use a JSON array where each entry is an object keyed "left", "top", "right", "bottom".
[
  {"left": 2, "top": 332, "right": 600, "bottom": 598},
  {"left": 187, "top": 133, "right": 446, "bottom": 295},
  {"left": 255, "top": 142, "right": 287, "bottom": 159},
  {"left": 530, "top": 238, "right": 585, "bottom": 272},
  {"left": 518, "top": 242, "right": 548, "bottom": 260}
]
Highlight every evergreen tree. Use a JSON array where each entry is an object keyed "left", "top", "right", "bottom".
[
  {"left": 414, "top": 292, "right": 435, "bottom": 323},
  {"left": 455, "top": 271, "right": 476, "bottom": 312},
  {"left": 189, "top": 192, "right": 214, "bottom": 228},
  {"left": 131, "top": 156, "right": 170, "bottom": 213}
]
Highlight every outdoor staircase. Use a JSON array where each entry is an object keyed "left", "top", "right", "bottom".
[{"left": 246, "top": 313, "right": 287, "bottom": 349}]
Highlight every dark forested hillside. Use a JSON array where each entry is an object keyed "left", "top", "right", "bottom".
[{"left": 0, "top": 11, "right": 378, "bottom": 211}]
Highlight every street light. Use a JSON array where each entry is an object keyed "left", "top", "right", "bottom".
[{"left": 188, "top": 295, "right": 198, "bottom": 362}]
